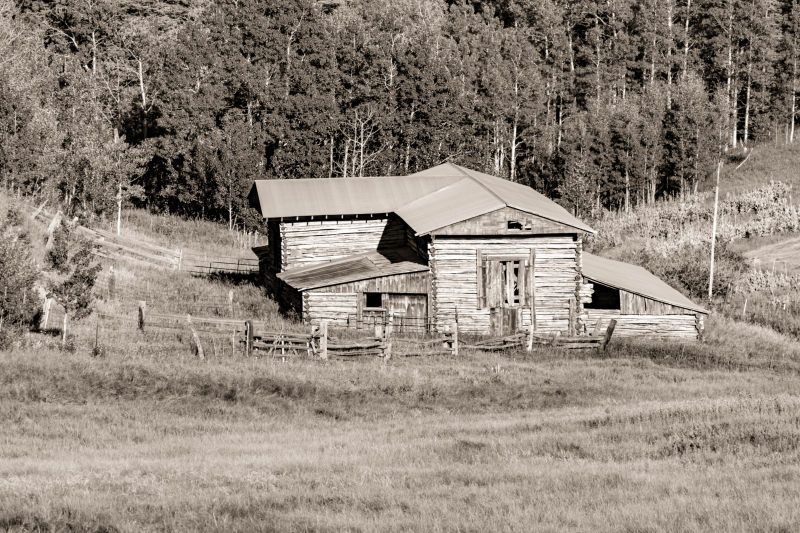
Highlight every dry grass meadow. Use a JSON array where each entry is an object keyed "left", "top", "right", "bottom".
[
  {"left": 3, "top": 202, "right": 800, "bottom": 531},
  {"left": 2, "top": 315, "right": 800, "bottom": 532}
]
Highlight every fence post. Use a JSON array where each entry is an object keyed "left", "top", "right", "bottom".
[
  {"left": 138, "top": 301, "right": 147, "bottom": 331},
  {"left": 451, "top": 321, "right": 458, "bottom": 357},
  {"left": 245, "top": 320, "right": 254, "bottom": 357},
  {"left": 319, "top": 320, "right": 328, "bottom": 360},
  {"left": 186, "top": 314, "right": 205, "bottom": 359},
  {"left": 601, "top": 319, "right": 617, "bottom": 351},
  {"left": 231, "top": 329, "right": 237, "bottom": 358},
  {"left": 568, "top": 297, "right": 575, "bottom": 336},
  {"left": 108, "top": 265, "right": 116, "bottom": 299},
  {"left": 527, "top": 313, "right": 534, "bottom": 352},
  {"left": 228, "top": 289, "right": 234, "bottom": 317}
]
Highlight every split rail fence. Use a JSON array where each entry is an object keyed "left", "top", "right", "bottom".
[
  {"left": 120, "top": 302, "right": 613, "bottom": 361},
  {"left": 32, "top": 206, "right": 260, "bottom": 276}
]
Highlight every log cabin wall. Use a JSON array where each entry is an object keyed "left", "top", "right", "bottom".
[
  {"left": 583, "top": 284, "right": 704, "bottom": 340},
  {"left": 302, "top": 291, "right": 358, "bottom": 326},
  {"left": 585, "top": 311, "right": 702, "bottom": 340},
  {"left": 279, "top": 214, "right": 407, "bottom": 270},
  {"left": 301, "top": 271, "right": 430, "bottom": 327},
  {"left": 429, "top": 235, "right": 582, "bottom": 334}
]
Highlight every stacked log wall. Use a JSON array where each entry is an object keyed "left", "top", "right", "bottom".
[
  {"left": 303, "top": 291, "right": 358, "bottom": 326},
  {"left": 584, "top": 286, "right": 704, "bottom": 340},
  {"left": 280, "top": 215, "right": 407, "bottom": 269},
  {"left": 430, "top": 235, "right": 581, "bottom": 334},
  {"left": 585, "top": 311, "right": 702, "bottom": 341}
]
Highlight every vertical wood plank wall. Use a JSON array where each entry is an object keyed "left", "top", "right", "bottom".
[{"left": 429, "top": 235, "right": 582, "bottom": 334}]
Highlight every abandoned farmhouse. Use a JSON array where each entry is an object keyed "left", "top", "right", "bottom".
[{"left": 250, "top": 163, "right": 708, "bottom": 340}]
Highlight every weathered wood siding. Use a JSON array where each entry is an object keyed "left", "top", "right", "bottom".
[
  {"left": 430, "top": 207, "right": 579, "bottom": 236},
  {"left": 582, "top": 282, "right": 704, "bottom": 340},
  {"left": 430, "top": 235, "right": 582, "bottom": 334},
  {"left": 585, "top": 311, "right": 703, "bottom": 341},
  {"left": 302, "top": 291, "right": 358, "bottom": 326},
  {"left": 280, "top": 215, "right": 407, "bottom": 269}
]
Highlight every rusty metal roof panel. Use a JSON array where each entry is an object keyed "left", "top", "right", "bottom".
[
  {"left": 582, "top": 253, "right": 709, "bottom": 314},
  {"left": 249, "top": 175, "right": 457, "bottom": 219},
  {"left": 277, "top": 248, "right": 429, "bottom": 291},
  {"left": 394, "top": 178, "right": 505, "bottom": 236}
]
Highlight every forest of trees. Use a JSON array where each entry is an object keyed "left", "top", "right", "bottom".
[{"left": 2, "top": 0, "right": 800, "bottom": 229}]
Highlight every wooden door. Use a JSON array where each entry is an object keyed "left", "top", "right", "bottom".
[
  {"left": 490, "top": 307, "right": 522, "bottom": 336},
  {"left": 386, "top": 294, "right": 428, "bottom": 333},
  {"left": 485, "top": 259, "right": 526, "bottom": 336}
]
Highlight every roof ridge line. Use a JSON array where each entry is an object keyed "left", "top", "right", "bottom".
[{"left": 449, "top": 164, "right": 508, "bottom": 207}]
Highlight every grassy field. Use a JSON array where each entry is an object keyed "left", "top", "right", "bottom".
[
  {"left": 715, "top": 141, "right": 800, "bottom": 197},
  {"left": 5, "top": 161, "right": 800, "bottom": 531},
  {"left": 2, "top": 315, "right": 800, "bottom": 532}
]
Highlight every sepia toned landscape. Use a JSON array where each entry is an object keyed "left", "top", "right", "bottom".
[{"left": 3, "top": 0, "right": 800, "bottom": 530}]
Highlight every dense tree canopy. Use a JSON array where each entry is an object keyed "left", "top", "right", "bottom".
[{"left": 2, "top": 0, "right": 798, "bottom": 226}]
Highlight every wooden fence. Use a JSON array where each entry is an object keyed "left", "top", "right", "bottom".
[{"left": 32, "top": 207, "right": 260, "bottom": 276}]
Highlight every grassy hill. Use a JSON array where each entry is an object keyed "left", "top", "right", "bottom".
[
  {"left": 714, "top": 142, "right": 800, "bottom": 197},
  {"left": 4, "top": 185, "right": 800, "bottom": 530}
]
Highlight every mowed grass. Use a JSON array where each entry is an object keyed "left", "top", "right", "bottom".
[{"left": 3, "top": 315, "right": 800, "bottom": 532}]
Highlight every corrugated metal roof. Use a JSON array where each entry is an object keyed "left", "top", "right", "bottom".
[
  {"left": 249, "top": 163, "right": 594, "bottom": 234},
  {"left": 249, "top": 175, "right": 457, "bottom": 219},
  {"left": 278, "top": 248, "right": 429, "bottom": 291},
  {"left": 394, "top": 178, "right": 505, "bottom": 236},
  {"left": 407, "top": 164, "right": 595, "bottom": 234},
  {"left": 582, "top": 253, "right": 709, "bottom": 314}
]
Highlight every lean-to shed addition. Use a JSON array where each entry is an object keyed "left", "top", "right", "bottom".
[{"left": 249, "top": 163, "right": 708, "bottom": 340}]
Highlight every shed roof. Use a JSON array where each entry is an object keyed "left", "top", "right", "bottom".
[
  {"left": 277, "top": 248, "right": 429, "bottom": 291},
  {"left": 249, "top": 163, "right": 594, "bottom": 235},
  {"left": 582, "top": 253, "right": 709, "bottom": 314}
]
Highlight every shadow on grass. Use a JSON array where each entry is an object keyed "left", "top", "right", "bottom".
[{"left": 199, "top": 271, "right": 259, "bottom": 286}]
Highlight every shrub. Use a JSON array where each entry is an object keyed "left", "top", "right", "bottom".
[
  {"left": 49, "top": 236, "right": 101, "bottom": 321},
  {"left": 47, "top": 222, "right": 71, "bottom": 273},
  {"left": 628, "top": 240, "right": 748, "bottom": 301},
  {"left": 0, "top": 219, "right": 40, "bottom": 333}
]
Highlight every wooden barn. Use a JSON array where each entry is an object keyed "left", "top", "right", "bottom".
[{"left": 249, "top": 163, "right": 708, "bottom": 340}]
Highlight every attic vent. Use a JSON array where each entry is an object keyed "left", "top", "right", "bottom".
[{"left": 507, "top": 220, "right": 523, "bottom": 230}]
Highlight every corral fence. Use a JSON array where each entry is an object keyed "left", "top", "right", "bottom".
[
  {"left": 32, "top": 206, "right": 260, "bottom": 276},
  {"left": 106, "top": 303, "right": 613, "bottom": 360}
]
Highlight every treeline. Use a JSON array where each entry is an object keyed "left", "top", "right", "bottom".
[{"left": 2, "top": 0, "right": 799, "bottom": 228}]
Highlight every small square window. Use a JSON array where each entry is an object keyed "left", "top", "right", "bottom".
[
  {"left": 507, "top": 220, "right": 523, "bottom": 230},
  {"left": 365, "top": 292, "right": 382, "bottom": 308}
]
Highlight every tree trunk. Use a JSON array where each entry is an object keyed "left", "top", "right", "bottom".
[
  {"left": 510, "top": 118, "right": 518, "bottom": 182},
  {"left": 792, "top": 54, "right": 797, "bottom": 143},
  {"left": 138, "top": 58, "right": 148, "bottom": 140},
  {"left": 329, "top": 135, "right": 334, "bottom": 178},
  {"left": 744, "top": 50, "right": 752, "bottom": 145},
  {"left": 683, "top": 0, "right": 691, "bottom": 80}
]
